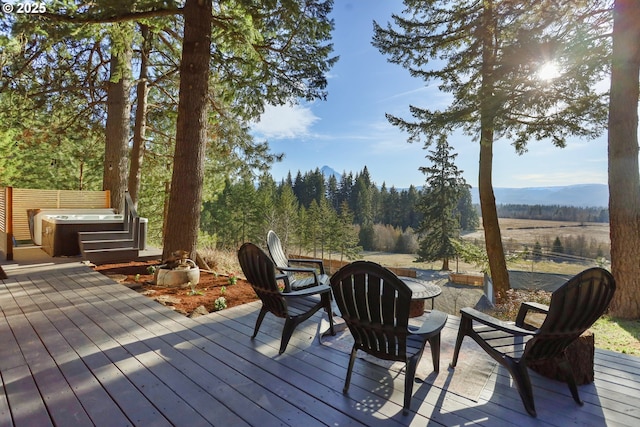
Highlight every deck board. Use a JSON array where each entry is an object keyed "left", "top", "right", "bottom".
[{"left": 2, "top": 265, "right": 640, "bottom": 426}]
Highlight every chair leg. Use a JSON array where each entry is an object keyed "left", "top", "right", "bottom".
[
  {"left": 507, "top": 359, "right": 537, "bottom": 417},
  {"left": 450, "top": 315, "right": 471, "bottom": 368},
  {"left": 344, "top": 346, "right": 358, "bottom": 394},
  {"left": 403, "top": 356, "right": 421, "bottom": 415},
  {"left": 323, "top": 293, "right": 336, "bottom": 336},
  {"left": 279, "top": 317, "right": 299, "bottom": 354},
  {"left": 428, "top": 332, "right": 442, "bottom": 372},
  {"left": 252, "top": 307, "right": 268, "bottom": 339},
  {"left": 557, "top": 357, "right": 583, "bottom": 405}
]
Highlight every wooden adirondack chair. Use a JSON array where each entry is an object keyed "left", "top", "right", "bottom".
[
  {"left": 266, "top": 230, "right": 329, "bottom": 291},
  {"left": 450, "top": 267, "right": 615, "bottom": 417},
  {"left": 330, "top": 261, "right": 448, "bottom": 415},
  {"left": 238, "top": 242, "right": 335, "bottom": 354}
]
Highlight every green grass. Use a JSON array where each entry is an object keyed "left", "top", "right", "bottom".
[
  {"left": 591, "top": 316, "right": 640, "bottom": 356},
  {"left": 491, "top": 289, "right": 640, "bottom": 356}
]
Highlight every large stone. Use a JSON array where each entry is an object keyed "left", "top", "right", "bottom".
[{"left": 154, "top": 265, "right": 200, "bottom": 288}]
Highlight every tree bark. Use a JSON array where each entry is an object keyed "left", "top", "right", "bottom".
[
  {"left": 162, "top": 0, "right": 212, "bottom": 261},
  {"left": 103, "top": 25, "right": 133, "bottom": 213},
  {"left": 128, "top": 23, "right": 151, "bottom": 210},
  {"left": 479, "top": 0, "right": 510, "bottom": 301},
  {"left": 608, "top": 0, "right": 640, "bottom": 319},
  {"left": 479, "top": 136, "right": 509, "bottom": 300}
]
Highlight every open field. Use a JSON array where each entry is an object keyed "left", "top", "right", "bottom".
[
  {"left": 463, "top": 218, "right": 610, "bottom": 248},
  {"left": 355, "top": 219, "right": 611, "bottom": 276}
]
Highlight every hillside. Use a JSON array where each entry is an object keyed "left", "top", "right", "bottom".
[
  {"left": 471, "top": 184, "right": 608, "bottom": 208},
  {"left": 320, "top": 166, "right": 608, "bottom": 208}
]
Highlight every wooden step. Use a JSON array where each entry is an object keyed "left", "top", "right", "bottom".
[
  {"left": 81, "top": 248, "right": 139, "bottom": 265},
  {"left": 79, "top": 239, "right": 136, "bottom": 251},
  {"left": 77, "top": 230, "right": 132, "bottom": 242}
]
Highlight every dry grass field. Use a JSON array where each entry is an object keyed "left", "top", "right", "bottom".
[
  {"left": 357, "top": 219, "right": 611, "bottom": 276},
  {"left": 463, "top": 218, "right": 610, "bottom": 248}
]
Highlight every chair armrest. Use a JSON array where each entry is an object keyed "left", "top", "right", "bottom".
[
  {"left": 277, "top": 266, "right": 320, "bottom": 284},
  {"left": 282, "top": 284, "right": 331, "bottom": 298},
  {"left": 515, "top": 302, "right": 549, "bottom": 329},
  {"left": 461, "top": 307, "right": 535, "bottom": 337},
  {"left": 409, "top": 310, "right": 447, "bottom": 337},
  {"left": 275, "top": 273, "right": 291, "bottom": 293},
  {"left": 288, "top": 258, "right": 325, "bottom": 274}
]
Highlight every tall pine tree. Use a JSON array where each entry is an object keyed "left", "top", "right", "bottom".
[
  {"left": 374, "top": 0, "right": 610, "bottom": 299},
  {"left": 416, "top": 136, "right": 468, "bottom": 270}
]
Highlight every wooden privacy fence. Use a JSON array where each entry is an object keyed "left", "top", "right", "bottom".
[
  {"left": 449, "top": 272, "right": 484, "bottom": 286},
  {"left": 293, "top": 254, "right": 417, "bottom": 278},
  {"left": 0, "top": 187, "right": 110, "bottom": 260}
]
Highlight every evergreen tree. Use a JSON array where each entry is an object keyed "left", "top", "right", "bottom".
[
  {"left": 254, "top": 173, "right": 278, "bottom": 241},
  {"left": 275, "top": 182, "right": 300, "bottom": 248},
  {"left": 456, "top": 186, "right": 480, "bottom": 231},
  {"left": 353, "top": 168, "right": 373, "bottom": 225},
  {"left": 336, "top": 201, "right": 361, "bottom": 262},
  {"left": 402, "top": 185, "right": 422, "bottom": 230},
  {"left": 532, "top": 241, "right": 543, "bottom": 260},
  {"left": 306, "top": 200, "right": 322, "bottom": 256},
  {"left": 374, "top": 0, "right": 610, "bottom": 299},
  {"left": 377, "top": 183, "right": 388, "bottom": 224},
  {"left": 338, "top": 171, "right": 353, "bottom": 212},
  {"left": 415, "top": 136, "right": 467, "bottom": 270},
  {"left": 326, "top": 174, "right": 339, "bottom": 211},
  {"left": 552, "top": 236, "right": 564, "bottom": 254}
]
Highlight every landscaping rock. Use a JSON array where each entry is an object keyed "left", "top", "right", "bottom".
[
  {"left": 189, "top": 305, "right": 209, "bottom": 318},
  {"left": 154, "top": 295, "right": 182, "bottom": 306}
]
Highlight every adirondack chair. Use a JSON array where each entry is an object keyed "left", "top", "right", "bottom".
[
  {"left": 238, "top": 242, "right": 335, "bottom": 354},
  {"left": 330, "top": 261, "right": 448, "bottom": 415},
  {"left": 266, "top": 230, "right": 329, "bottom": 291},
  {"left": 450, "top": 267, "right": 615, "bottom": 417}
]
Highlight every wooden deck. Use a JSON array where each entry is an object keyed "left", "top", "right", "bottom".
[{"left": 1, "top": 265, "right": 639, "bottom": 426}]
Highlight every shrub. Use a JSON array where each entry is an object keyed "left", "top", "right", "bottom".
[
  {"left": 491, "top": 288, "right": 552, "bottom": 321},
  {"left": 214, "top": 297, "right": 227, "bottom": 311}
]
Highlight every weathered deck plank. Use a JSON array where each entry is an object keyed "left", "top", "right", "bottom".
[{"left": 2, "top": 265, "right": 640, "bottom": 426}]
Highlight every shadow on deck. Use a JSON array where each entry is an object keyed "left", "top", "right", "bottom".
[{"left": 1, "top": 264, "right": 638, "bottom": 426}]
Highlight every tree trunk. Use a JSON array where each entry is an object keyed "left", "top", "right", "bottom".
[
  {"left": 103, "top": 25, "right": 133, "bottom": 213},
  {"left": 479, "top": 138, "right": 509, "bottom": 300},
  {"left": 128, "top": 23, "right": 151, "bottom": 210},
  {"left": 162, "top": 0, "right": 212, "bottom": 261},
  {"left": 608, "top": 0, "right": 640, "bottom": 319},
  {"left": 479, "top": 0, "right": 510, "bottom": 301}
]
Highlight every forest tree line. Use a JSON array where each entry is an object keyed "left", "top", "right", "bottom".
[
  {"left": 496, "top": 204, "right": 609, "bottom": 223},
  {"left": 199, "top": 165, "right": 610, "bottom": 262},
  {"left": 199, "top": 165, "right": 477, "bottom": 258}
]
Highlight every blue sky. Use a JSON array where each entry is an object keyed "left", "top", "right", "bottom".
[{"left": 251, "top": 0, "right": 610, "bottom": 190}]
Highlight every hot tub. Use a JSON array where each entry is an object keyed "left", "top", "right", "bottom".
[
  {"left": 30, "top": 208, "right": 117, "bottom": 245},
  {"left": 40, "top": 214, "right": 126, "bottom": 257}
]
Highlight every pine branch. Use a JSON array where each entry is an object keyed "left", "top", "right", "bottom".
[{"left": 40, "top": 8, "right": 182, "bottom": 24}]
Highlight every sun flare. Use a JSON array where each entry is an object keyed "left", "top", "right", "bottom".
[{"left": 537, "top": 62, "right": 560, "bottom": 81}]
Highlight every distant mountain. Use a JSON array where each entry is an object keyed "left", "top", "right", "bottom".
[
  {"left": 320, "top": 165, "right": 342, "bottom": 180},
  {"left": 316, "top": 165, "right": 607, "bottom": 208},
  {"left": 470, "top": 184, "right": 608, "bottom": 208}
]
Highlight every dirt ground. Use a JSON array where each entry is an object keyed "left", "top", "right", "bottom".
[{"left": 93, "top": 259, "right": 258, "bottom": 317}]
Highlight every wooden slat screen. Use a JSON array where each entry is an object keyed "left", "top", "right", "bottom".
[
  {"left": 0, "top": 187, "right": 6, "bottom": 233},
  {"left": 10, "top": 188, "right": 110, "bottom": 241}
]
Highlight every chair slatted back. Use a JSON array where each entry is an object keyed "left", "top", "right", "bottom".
[
  {"left": 267, "top": 230, "right": 289, "bottom": 270},
  {"left": 238, "top": 242, "right": 288, "bottom": 318},
  {"left": 331, "top": 261, "right": 412, "bottom": 361},
  {"left": 524, "top": 267, "right": 615, "bottom": 361}
]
